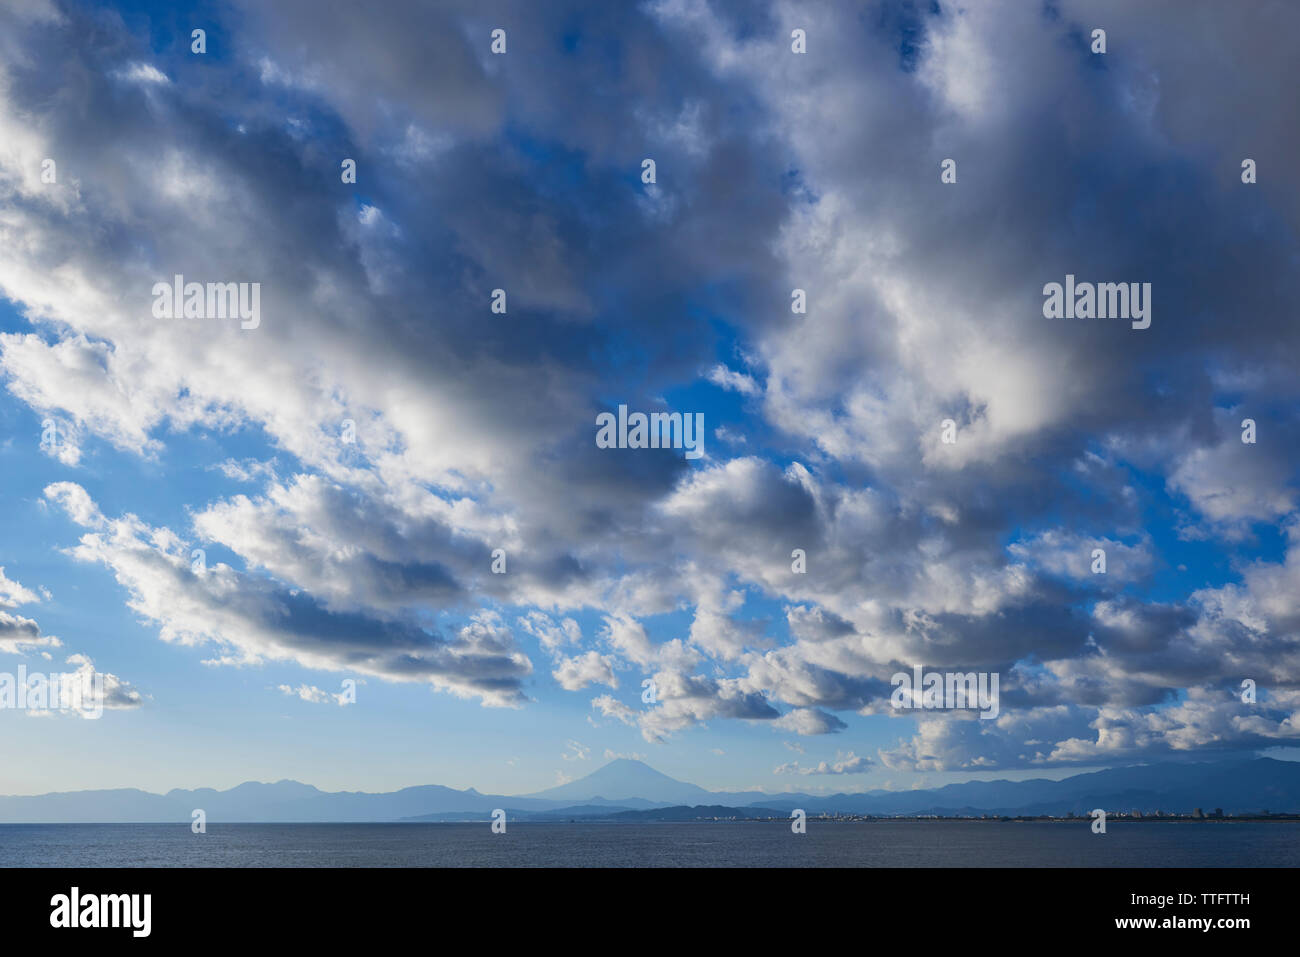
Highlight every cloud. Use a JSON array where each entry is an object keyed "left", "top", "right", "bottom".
[
  {"left": 0, "top": 0, "right": 1296, "bottom": 774},
  {"left": 114, "top": 62, "right": 170, "bottom": 86},
  {"left": 45, "top": 482, "right": 534, "bottom": 707},
  {"left": 590, "top": 694, "right": 637, "bottom": 726},
  {"left": 1166, "top": 408, "right": 1299, "bottom": 538},
  {"left": 605, "top": 749, "right": 648, "bottom": 761},
  {"left": 773, "top": 707, "right": 847, "bottom": 736},
  {"left": 775, "top": 750, "right": 872, "bottom": 776},
  {"left": 638, "top": 670, "right": 779, "bottom": 743},
  {"left": 278, "top": 682, "right": 353, "bottom": 706},
  {"left": 61, "top": 654, "right": 143, "bottom": 712},
  {"left": 706, "top": 363, "right": 759, "bottom": 396},
  {"left": 0, "top": 610, "right": 61, "bottom": 656},
  {"left": 552, "top": 650, "right": 618, "bottom": 692},
  {"left": 0, "top": 569, "right": 60, "bottom": 655},
  {"left": 517, "top": 613, "right": 582, "bottom": 654},
  {"left": 43, "top": 482, "right": 105, "bottom": 528},
  {"left": 0, "top": 568, "right": 40, "bottom": 609},
  {"left": 562, "top": 739, "right": 590, "bottom": 761},
  {"left": 1008, "top": 529, "right": 1155, "bottom": 583}
]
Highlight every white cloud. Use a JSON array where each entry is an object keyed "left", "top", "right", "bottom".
[
  {"left": 775, "top": 750, "right": 872, "bottom": 776},
  {"left": 0, "top": 567, "right": 39, "bottom": 608},
  {"left": 773, "top": 707, "right": 847, "bottom": 736},
  {"left": 706, "top": 363, "right": 759, "bottom": 396},
  {"left": 115, "top": 62, "right": 169, "bottom": 85},
  {"left": 45, "top": 482, "right": 534, "bottom": 707},
  {"left": 552, "top": 650, "right": 618, "bottom": 692},
  {"left": 277, "top": 683, "right": 352, "bottom": 706},
  {"left": 562, "top": 739, "right": 590, "bottom": 761}
]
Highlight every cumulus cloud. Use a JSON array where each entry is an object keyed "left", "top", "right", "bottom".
[
  {"left": 773, "top": 707, "right": 847, "bottom": 736},
  {"left": 45, "top": 482, "right": 534, "bottom": 707},
  {"left": 775, "top": 750, "right": 872, "bottom": 776},
  {"left": 0, "top": 0, "right": 1296, "bottom": 773},
  {"left": 552, "top": 650, "right": 618, "bottom": 691},
  {"left": 278, "top": 683, "right": 353, "bottom": 706},
  {"left": 590, "top": 694, "right": 638, "bottom": 727},
  {"left": 638, "top": 670, "right": 779, "bottom": 743},
  {"left": 61, "top": 654, "right": 144, "bottom": 712},
  {"left": 706, "top": 363, "right": 760, "bottom": 396},
  {"left": 0, "top": 568, "right": 40, "bottom": 609},
  {"left": 0, "top": 610, "right": 60, "bottom": 656},
  {"left": 0, "top": 566, "right": 60, "bottom": 656}
]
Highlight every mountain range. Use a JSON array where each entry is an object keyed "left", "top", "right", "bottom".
[{"left": 1, "top": 757, "right": 1297, "bottom": 823}]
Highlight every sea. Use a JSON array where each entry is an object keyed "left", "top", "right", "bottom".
[{"left": 3, "top": 820, "right": 1299, "bottom": 867}]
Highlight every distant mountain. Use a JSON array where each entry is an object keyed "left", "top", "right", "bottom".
[
  {"left": 523, "top": 759, "right": 714, "bottom": 805},
  {"left": 743, "top": 758, "right": 1300, "bottom": 817},
  {"left": 2, "top": 757, "right": 1297, "bottom": 823},
  {"left": 0, "top": 779, "right": 559, "bottom": 823}
]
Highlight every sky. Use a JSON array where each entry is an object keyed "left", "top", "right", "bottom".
[{"left": 0, "top": 0, "right": 1298, "bottom": 798}]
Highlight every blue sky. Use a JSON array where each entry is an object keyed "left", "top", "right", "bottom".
[{"left": 0, "top": 0, "right": 1298, "bottom": 798}]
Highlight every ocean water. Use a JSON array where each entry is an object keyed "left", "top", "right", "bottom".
[{"left": 3, "top": 820, "right": 1299, "bottom": 867}]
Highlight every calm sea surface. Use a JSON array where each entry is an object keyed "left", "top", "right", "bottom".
[{"left": 3, "top": 821, "right": 1298, "bottom": 867}]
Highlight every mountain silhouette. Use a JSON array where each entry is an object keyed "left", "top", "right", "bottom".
[
  {"left": 1, "top": 756, "right": 1297, "bottom": 822},
  {"left": 524, "top": 759, "right": 713, "bottom": 805}
]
